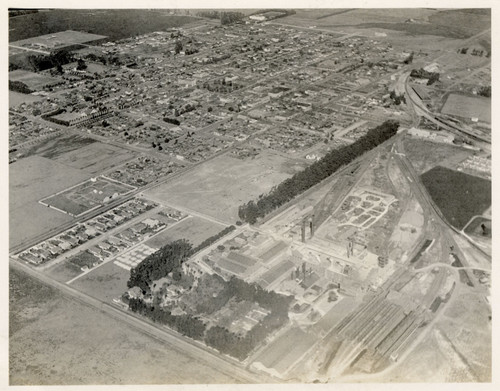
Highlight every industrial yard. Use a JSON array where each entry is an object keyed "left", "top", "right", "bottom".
[{"left": 8, "top": 7, "right": 491, "bottom": 386}]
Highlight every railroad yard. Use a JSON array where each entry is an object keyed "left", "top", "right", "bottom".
[{"left": 8, "top": 8, "right": 491, "bottom": 385}]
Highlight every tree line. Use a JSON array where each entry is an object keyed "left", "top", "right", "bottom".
[
  {"left": 9, "top": 80, "right": 32, "bottom": 94},
  {"left": 410, "top": 68, "right": 440, "bottom": 85},
  {"left": 238, "top": 120, "right": 400, "bottom": 224},
  {"left": 127, "top": 225, "right": 236, "bottom": 293}
]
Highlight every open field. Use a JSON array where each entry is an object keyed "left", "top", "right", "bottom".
[
  {"left": 145, "top": 216, "right": 226, "bottom": 249},
  {"left": 9, "top": 70, "right": 61, "bottom": 90},
  {"left": 17, "top": 133, "right": 97, "bottom": 159},
  {"left": 464, "top": 216, "right": 491, "bottom": 238},
  {"left": 45, "top": 259, "right": 84, "bottom": 283},
  {"left": 69, "top": 260, "right": 131, "bottom": 303},
  {"left": 53, "top": 142, "right": 136, "bottom": 175},
  {"left": 40, "top": 177, "right": 134, "bottom": 217},
  {"left": 10, "top": 30, "right": 107, "bottom": 52},
  {"left": 421, "top": 166, "right": 491, "bottom": 230},
  {"left": 9, "top": 91, "right": 43, "bottom": 108},
  {"left": 280, "top": 9, "right": 489, "bottom": 39},
  {"left": 9, "top": 156, "right": 91, "bottom": 248},
  {"left": 9, "top": 267, "right": 241, "bottom": 385},
  {"left": 441, "top": 93, "right": 491, "bottom": 123},
  {"left": 289, "top": 8, "right": 436, "bottom": 24},
  {"left": 402, "top": 138, "right": 472, "bottom": 175},
  {"left": 9, "top": 203, "right": 74, "bottom": 250},
  {"left": 144, "top": 152, "right": 297, "bottom": 223}
]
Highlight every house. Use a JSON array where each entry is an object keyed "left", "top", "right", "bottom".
[
  {"left": 85, "top": 226, "right": 98, "bottom": 236},
  {"left": 88, "top": 246, "right": 102, "bottom": 257},
  {"left": 143, "top": 218, "right": 160, "bottom": 229},
  {"left": 63, "top": 236, "right": 79, "bottom": 246},
  {"left": 131, "top": 222, "right": 147, "bottom": 233},
  {"left": 58, "top": 241, "right": 72, "bottom": 251},
  {"left": 39, "top": 250, "right": 52, "bottom": 260},
  {"left": 22, "top": 253, "right": 42, "bottom": 265},
  {"left": 76, "top": 232, "right": 89, "bottom": 242},
  {"left": 94, "top": 222, "right": 107, "bottom": 232},
  {"left": 107, "top": 236, "right": 122, "bottom": 246},
  {"left": 47, "top": 244, "right": 62, "bottom": 256},
  {"left": 113, "top": 214, "right": 125, "bottom": 223},
  {"left": 98, "top": 241, "right": 111, "bottom": 251}
]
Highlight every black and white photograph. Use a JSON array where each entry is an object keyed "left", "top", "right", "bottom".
[{"left": 5, "top": 1, "right": 495, "bottom": 386}]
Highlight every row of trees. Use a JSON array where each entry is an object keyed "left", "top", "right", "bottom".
[
  {"left": 127, "top": 226, "right": 237, "bottom": 292},
  {"left": 9, "top": 80, "right": 32, "bottom": 94},
  {"left": 163, "top": 117, "right": 181, "bottom": 126},
  {"left": 238, "top": 120, "right": 400, "bottom": 224},
  {"left": 220, "top": 12, "right": 245, "bottom": 25},
  {"left": 192, "top": 225, "right": 236, "bottom": 254}
]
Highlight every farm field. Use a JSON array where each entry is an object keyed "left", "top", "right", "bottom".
[
  {"left": 9, "top": 156, "right": 91, "bottom": 248},
  {"left": 9, "top": 90, "right": 43, "bottom": 108},
  {"left": 279, "top": 9, "right": 489, "bottom": 39},
  {"left": 314, "top": 9, "right": 487, "bottom": 38},
  {"left": 53, "top": 142, "right": 136, "bottom": 175},
  {"left": 288, "top": 8, "right": 436, "bottom": 24},
  {"left": 9, "top": 267, "right": 240, "bottom": 385},
  {"left": 421, "top": 166, "right": 491, "bottom": 229},
  {"left": 145, "top": 215, "right": 226, "bottom": 249},
  {"left": 441, "top": 93, "right": 491, "bottom": 123},
  {"left": 9, "top": 9, "right": 197, "bottom": 42},
  {"left": 144, "top": 152, "right": 298, "bottom": 224}
]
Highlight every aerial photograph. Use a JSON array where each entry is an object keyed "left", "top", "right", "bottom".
[{"left": 7, "top": 5, "right": 492, "bottom": 386}]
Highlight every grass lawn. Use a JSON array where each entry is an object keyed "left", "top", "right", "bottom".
[{"left": 421, "top": 166, "right": 491, "bottom": 229}]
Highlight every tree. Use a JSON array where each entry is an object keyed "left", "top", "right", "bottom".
[
  {"left": 175, "top": 41, "right": 183, "bottom": 55},
  {"left": 478, "top": 86, "right": 491, "bottom": 97},
  {"left": 77, "top": 58, "right": 87, "bottom": 70},
  {"left": 404, "top": 51, "right": 414, "bottom": 64}
]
